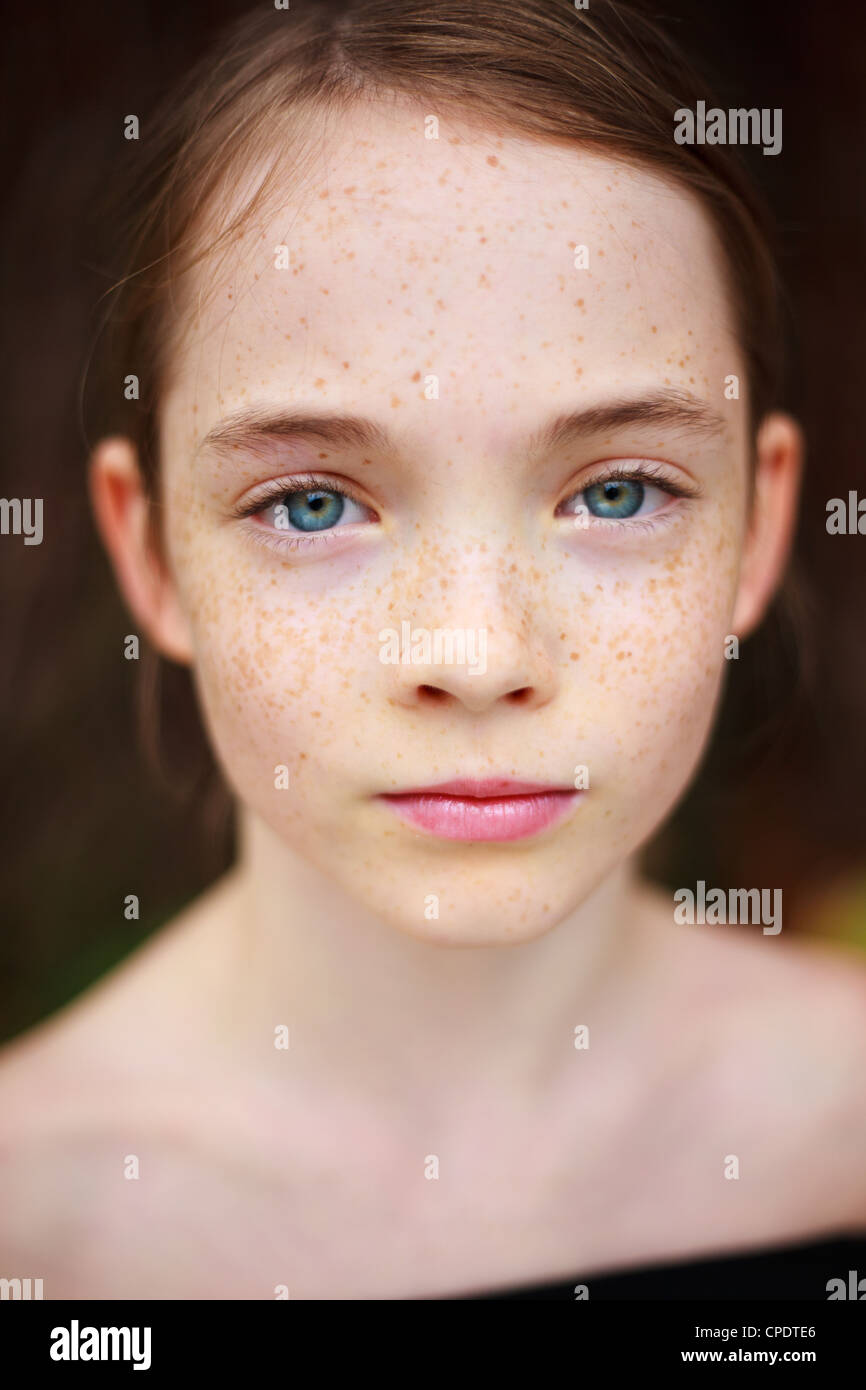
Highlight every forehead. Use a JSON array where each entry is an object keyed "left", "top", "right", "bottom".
[{"left": 163, "top": 102, "right": 740, "bottom": 450}]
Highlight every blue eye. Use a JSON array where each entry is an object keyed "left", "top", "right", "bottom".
[
  {"left": 247, "top": 481, "right": 373, "bottom": 534},
  {"left": 584, "top": 479, "right": 644, "bottom": 519},
  {"left": 277, "top": 489, "right": 346, "bottom": 532},
  {"left": 557, "top": 469, "right": 685, "bottom": 525}
]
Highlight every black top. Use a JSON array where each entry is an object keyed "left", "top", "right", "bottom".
[{"left": 448, "top": 1235, "right": 866, "bottom": 1299}]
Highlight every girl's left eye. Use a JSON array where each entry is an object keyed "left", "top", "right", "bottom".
[{"left": 557, "top": 470, "right": 683, "bottom": 522}]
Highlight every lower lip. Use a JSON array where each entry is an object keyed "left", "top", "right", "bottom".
[{"left": 378, "top": 790, "right": 582, "bottom": 842}]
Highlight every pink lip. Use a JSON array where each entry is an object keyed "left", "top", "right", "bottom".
[{"left": 378, "top": 779, "right": 582, "bottom": 842}]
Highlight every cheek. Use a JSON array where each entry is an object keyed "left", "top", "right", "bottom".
[
  {"left": 562, "top": 523, "right": 742, "bottom": 828},
  {"left": 164, "top": 500, "right": 381, "bottom": 819}
]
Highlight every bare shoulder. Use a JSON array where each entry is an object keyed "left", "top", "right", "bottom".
[
  {"left": 0, "top": 873, "right": 247, "bottom": 1279},
  {"left": 636, "top": 880, "right": 866, "bottom": 1228},
  {"left": 636, "top": 877, "right": 866, "bottom": 1020},
  {"left": 0, "top": 870, "right": 241, "bottom": 1112}
]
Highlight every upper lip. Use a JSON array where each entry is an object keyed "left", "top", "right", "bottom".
[{"left": 380, "top": 778, "right": 573, "bottom": 798}]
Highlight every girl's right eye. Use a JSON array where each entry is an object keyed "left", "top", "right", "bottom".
[
  {"left": 236, "top": 475, "right": 378, "bottom": 535},
  {"left": 264, "top": 486, "right": 369, "bottom": 533}
]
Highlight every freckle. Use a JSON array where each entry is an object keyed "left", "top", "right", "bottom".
[
  {"left": 342, "top": 361, "right": 350, "bottom": 368},
  {"left": 570, "top": 652, "right": 579, "bottom": 660},
  {"left": 390, "top": 396, "right": 401, "bottom": 408},
  {"left": 487, "top": 155, "right": 499, "bottom": 166},
  {"left": 314, "top": 377, "right": 326, "bottom": 388},
  {"left": 411, "top": 370, "right": 421, "bottom": 381},
  {"left": 343, "top": 186, "right": 356, "bottom": 194},
  {"left": 651, "top": 326, "right": 657, "bottom": 333}
]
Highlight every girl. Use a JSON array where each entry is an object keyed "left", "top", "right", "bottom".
[{"left": 1, "top": 0, "right": 865, "bottom": 1299}]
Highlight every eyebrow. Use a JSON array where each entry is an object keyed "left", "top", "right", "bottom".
[
  {"left": 196, "top": 388, "right": 728, "bottom": 462},
  {"left": 530, "top": 388, "right": 728, "bottom": 453},
  {"left": 196, "top": 408, "right": 392, "bottom": 460}
]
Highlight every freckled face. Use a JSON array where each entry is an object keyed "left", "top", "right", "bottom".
[{"left": 159, "top": 104, "right": 749, "bottom": 945}]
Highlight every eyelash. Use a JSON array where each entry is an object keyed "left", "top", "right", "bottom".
[
  {"left": 233, "top": 460, "right": 699, "bottom": 553},
  {"left": 233, "top": 473, "right": 375, "bottom": 553},
  {"left": 558, "top": 460, "right": 699, "bottom": 529}
]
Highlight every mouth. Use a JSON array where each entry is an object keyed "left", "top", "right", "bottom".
[{"left": 377, "top": 778, "right": 583, "bottom": 842}]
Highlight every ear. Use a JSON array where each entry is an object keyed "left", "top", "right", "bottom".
[
  {"left": 730, "top": 411, "right": 804, "bottom": 639},
  {"left": 89, "top": 436, "right": 194, "bottom": 664}
]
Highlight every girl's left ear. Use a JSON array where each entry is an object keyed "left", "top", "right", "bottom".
[
  {"left": 730, "top": 411, "right": 804, "bottom": 639},
  {"left": 89, "top": 436, "right": 194, "bottom": 665}
]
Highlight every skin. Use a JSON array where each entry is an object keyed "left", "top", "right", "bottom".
[{"left": 1, "top": 99, "right": 865, "bottom": 1299}]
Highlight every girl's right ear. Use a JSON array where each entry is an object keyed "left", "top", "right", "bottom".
[{"left": 89, "top": 436, "right": 194, "bottom": 665}]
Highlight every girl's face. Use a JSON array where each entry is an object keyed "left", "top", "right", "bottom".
[{"left": 148, "top": 103, "right": 786, "bottom": 945}]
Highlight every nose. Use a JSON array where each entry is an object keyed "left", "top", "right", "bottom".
[
  {"left": 410, "top": 664, "right": 551, "bottom": 714},
  {"left": 382, "top": 599, "right": 558, "bottom": 716}
]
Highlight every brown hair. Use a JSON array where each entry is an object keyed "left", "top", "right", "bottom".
[
  {"left": 86, "top": 0, "right": 782, "bottom": 494},
  {"left": 82, "top": 0, "right": 793, "bottom": 817}
]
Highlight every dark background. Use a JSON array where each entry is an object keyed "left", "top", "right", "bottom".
[{"left": 2, "top": 0, "right": 865, "bottom": 1043}]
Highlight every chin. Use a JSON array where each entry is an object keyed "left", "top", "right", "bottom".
[{"left": 375, "top": 893, "right": 575, "bottom": 949}]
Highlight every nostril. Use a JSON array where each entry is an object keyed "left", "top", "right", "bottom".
[
  {"left": 508, "top": 687, "right": 533, "bottom": 703},
  {"left": 419, "top": 684, "right": 447, "bottom": 701}
]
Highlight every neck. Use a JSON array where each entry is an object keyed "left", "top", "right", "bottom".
[{"left": 212, "top": 810, "right": 647, "bottom": 1111}]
